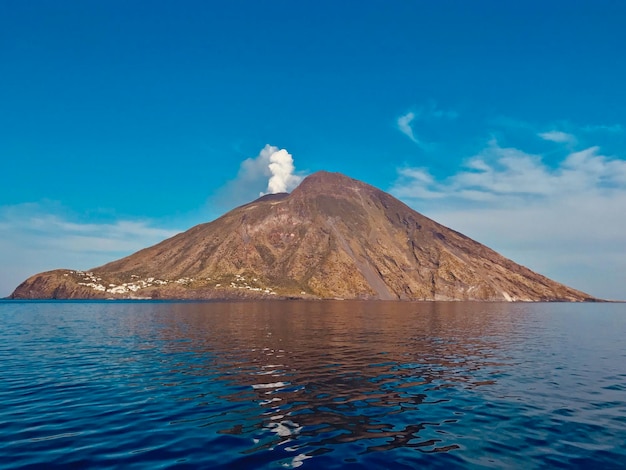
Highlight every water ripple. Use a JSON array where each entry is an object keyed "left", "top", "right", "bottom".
[{"left": 1, "top": 300, "right": 626, "bottom": 468}]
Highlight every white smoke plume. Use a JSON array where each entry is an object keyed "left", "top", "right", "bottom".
[
  {"left": 211, "top": 144, "right": 304, "bottom": 210},
  {"left": 266, "top": 147, "right": 301, "bottom": 194}
]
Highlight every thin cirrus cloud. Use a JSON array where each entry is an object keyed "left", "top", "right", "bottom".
[
  {"left": 0, "top": 203, "right": 179, "bottom": 297},
  {"left": 396, "top": 104, "right": 458, "bottom": 147},
  {"left": 538, "top": 130, "right": 577, "bottom": 144},
  {"left": 392, "top": 141, "right": 626, "bottom": 202},
  {"left": 397, "top": 112, "right": 419, "bottom": 143},
  {"left": 390, "top": 137, "right": 626, "bottom": 300}
]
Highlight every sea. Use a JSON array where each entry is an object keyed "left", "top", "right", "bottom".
[{"left": 1, "top": 300, "right": 625, "bottom": 469}]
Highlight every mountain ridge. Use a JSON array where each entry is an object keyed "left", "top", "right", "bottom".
[{"left": 10, "top": 171, "right": 597, "bottom": 301}]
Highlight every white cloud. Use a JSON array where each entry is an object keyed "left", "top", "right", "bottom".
[
  {"left": 0, "top": 203, "right": 179, "bottom": 297},
  {"left": 397, "top": 112, "right": 418, "bottom": 143},
  {"left": 538, "top": 130, "right": 577, "bottom": 144},
  {"left": 396, "top": 104, "right": 458, "bottom": 146},
  {"left": 390, "top": 140, "right": 626, "bottom": 300},
  {"left": 393, "top": 168, "right": 443, "bottom": 199},
  {"left": 393, "top": 141, "right": 625, "bottom": 200}
]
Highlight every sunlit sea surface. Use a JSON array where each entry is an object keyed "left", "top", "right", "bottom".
[{"left": 1, "top": 301, "right": 626, "bottom": 469}]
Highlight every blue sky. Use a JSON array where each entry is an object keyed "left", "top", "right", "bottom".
[{"left": 1, "top": 0, "right": 625, "bottom": 299}]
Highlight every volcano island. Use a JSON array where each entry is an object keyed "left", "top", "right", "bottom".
[{"left": 10, "top": 171, "right": 596, "bottom": 302}]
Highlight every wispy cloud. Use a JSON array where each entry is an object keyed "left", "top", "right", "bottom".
[
  {"left": 397, "top": 112, "right": 418, "bottom": 143},
  {"left": 538, "top": 130, "right": 577, "bottom": 144},
  {"left": 390, "top": 140, "right": 626, "bottom": 299},
  {"left": 392, "top": 140, "right": 626, "bottom": 203},
  {"left": 396, "top": 103, "right": 458, "bottom": 147},
  {"left": 0, "top": 203, "right": 179, "bottom": 296}
]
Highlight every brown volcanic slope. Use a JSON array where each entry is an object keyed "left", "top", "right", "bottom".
[{"left": 11, "top": 171, "right": 595, "bottom": 301}]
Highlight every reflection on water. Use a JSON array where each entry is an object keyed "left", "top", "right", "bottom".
[
  {"left": 155, "top": 302, "right": 515, "bottom": 458},
  {"left": 1, "top": 300, "right": 625, "bottom": 469}
]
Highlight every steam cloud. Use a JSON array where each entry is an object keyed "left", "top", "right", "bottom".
[
  {"left": 213, "top": 144, "right": 304, "bottom": 210},
  {"left": 266, "top": 147, "right": 300, "bottom": 194}
]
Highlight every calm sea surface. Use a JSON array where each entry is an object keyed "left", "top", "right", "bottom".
[{"left": 1, "top": 300, "right": 625, "bottom": 469}]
